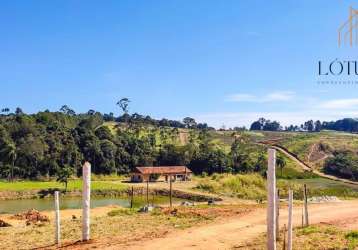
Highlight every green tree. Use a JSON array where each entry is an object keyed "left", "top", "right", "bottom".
[
  {"left": 0, "top": 142, "right": 16, "bottom": 181},
  {"left": 117, "top": 98, "right": 130, "bottom": 124},
  {"left": 56, "top": 164, "right": 74, "bottom": 191},
  {"left": 183, "top": 117, "right": 197, "bottom": 129},
  {"left": 276, "top": 154, "right": 287, "bottom": 176}
]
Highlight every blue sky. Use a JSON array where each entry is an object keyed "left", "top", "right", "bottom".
[{"left": 1, "top": 0, "right": 358, "bottom": 128}]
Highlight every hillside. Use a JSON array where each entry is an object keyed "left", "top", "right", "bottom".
[
  {"left": 0, "top": 112, "right": 271, "bottom": 180},
  {"left": 1, "top": 109, "right": 358, "bottom": 185},
  {"left": 253, "top": 130, "right": 358, "bottom": 181}
]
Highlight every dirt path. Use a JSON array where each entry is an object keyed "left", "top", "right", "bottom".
[
  {"left": 259, "top": 142, "right": 358, "bottom": 186},
  {"left": 117, "top": 200, "right": 358, "bottom": 250}
]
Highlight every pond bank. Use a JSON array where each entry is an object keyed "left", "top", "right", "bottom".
[{"left": 0, "top": 187, "right": 222, "bottom": 202}]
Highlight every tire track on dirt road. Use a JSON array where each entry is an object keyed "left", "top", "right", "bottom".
[{"left": 115, "top": 201, "right": 358, "bottom": 250}]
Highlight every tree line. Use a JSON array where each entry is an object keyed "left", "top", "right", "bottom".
[{"left": 250, "top": 117, "right": 358, "bottom": 133}]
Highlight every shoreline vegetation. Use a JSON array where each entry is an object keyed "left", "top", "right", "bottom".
[
  {"left": 0, "top": 178, "right": 222, "bottom": 202},
  {"left": 2, "top": 171, "right": 358, "bottom": 202}
]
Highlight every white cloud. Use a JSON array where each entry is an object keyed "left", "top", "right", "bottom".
[
  {"left": 265, "top": 91, "right": 295, "bottom": 101},
  {"left": 226, "top": 91, "right": 295, "bottom": 103},
  {"left": 319, "top": 98, "right": 358, "bottom": 109}
]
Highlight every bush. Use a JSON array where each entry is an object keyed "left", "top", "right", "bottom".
[{"left": 324, "top": 151, "right": 358, "bottom": 180}]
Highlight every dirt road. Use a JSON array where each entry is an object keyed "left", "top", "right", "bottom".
[
  {"left": 117, "top": 200, "right": 358, "bottom": 250},
  {"left": 259, "top": 142, "right": 358, "bottom": 186}
]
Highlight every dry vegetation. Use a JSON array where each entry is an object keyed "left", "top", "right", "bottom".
[
  {"left": 238, "top": 224, "right": 358, "bottom": 250},
  {"left": 0, "top": 204, "right": 255, "bottom": 250}
]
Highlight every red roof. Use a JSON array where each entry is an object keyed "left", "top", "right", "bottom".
[{"left": 134, "top": 166, "right": 192, "bottom": 175}]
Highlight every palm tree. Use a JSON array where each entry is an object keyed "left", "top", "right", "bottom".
[
  {"left": 0, "top": 142, "right": 17, "bottom": 181},
  {"left": 277, "top": 155, "right": 287, "bottom": 176}
]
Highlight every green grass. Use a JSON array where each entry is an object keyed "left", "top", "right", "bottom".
[
  {"left": 195, "top": 173, "right": 358, "bottom": 200},
  {"left": 195, "top": 173, "right": 266, "bottom": 200},
  {"left": 277, "top": 151, "right": 318, "bottom": 180},
  {"left": 292, "top": 178, "right": 358, "bottom": 198},
  {"left": 107, "top": 208, "right": 136, "bottom": 216},
  {"left": 0, "top": 179, "right": 126, "bottom": 192}
]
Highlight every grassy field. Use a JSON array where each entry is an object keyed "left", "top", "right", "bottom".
[
  {"left": 243, "top": 225, "right": 358, "bottom": 249},
  {"left": 0, "top": 179, "right": 127, "bottom": 192}
]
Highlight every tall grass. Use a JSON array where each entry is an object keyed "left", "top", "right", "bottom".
[
  {"left": 195, "top": 173, "right": 358, "bottom": 200},
  {"left": 196, "top": 174, "right": 267, "bottom": 200}
]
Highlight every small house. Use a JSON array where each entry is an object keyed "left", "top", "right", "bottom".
[{"left": 130, "top": 166, "right": 192, "bottom": 182}]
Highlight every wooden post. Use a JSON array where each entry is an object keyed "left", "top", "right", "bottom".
[
  {"left": 303, "top": 184, "right": 309, "bottom": 226},
  {"left": 276, "top": 189, "right": 280, "bottom": 241},
  {"left": 301, "top": 207, "right": 304, "bottom": 228},
  {"left": 287, "top": 190, "right": 293, "bottom": 250},
  {"left": 146, "top": 179, "right": 149, "bottom": 206},
  {"left": 82, "top": 162, "right": 91, "bottom": 241},
  {"left": 54, "top": 191, "right": 60, "bottom": 247},
  {"left": 130, "top": 186, "right": 134, "bottom": 209},
  {"left": 282, "top": 224, "right": 286, "bottom": 250},
  {"left": 267, "top": 148, "right": 277, "bottom": 250},
  {"left": 169, "top": 175, "right": 173, "bottom": 209}
]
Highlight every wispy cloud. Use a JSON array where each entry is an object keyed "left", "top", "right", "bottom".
[
  {"left": 265, "top": 91, "right": 294, "bottom": 101},
  {"left": 226, "top": 91, "right": 295, "bottom": 103},
  {"left": 319, "top": 98, "right": 358, "bottom": 109}
]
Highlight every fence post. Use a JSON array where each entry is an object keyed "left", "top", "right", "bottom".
[
  {"left": 267, "top": 148, "right": 277, "bottom": 250},
  {"left": 130, "top": 186, "right": 134, "bottom": 209},
  {"left": 287, "top": 189, "right": 293, "bottom": 250},
  {"left": 82, "top": 162, "right": 91, "bottom": 241},
  {"left": 303, "top": 184, "right": 309, "bottom": 226},
  {"left": 170, "top": 175, "right": 173, "bottom": 209},
  {"left": 54, "top": 191, "right": 60, "bottom": 247},
  {"left": 282, "top": 224, "right": 286, "bottom": 250},
  {"left": 301, "top": 207, "right": 304, "bottom": 228},
  {"left": 276, "top": 189, "right": 280, "bottom": 241},
  {"left": 146, "top": 179, "right": 149, "bottom": 206}
]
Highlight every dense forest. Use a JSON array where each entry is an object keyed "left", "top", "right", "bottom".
[{"left": 0, "top": 104, "right": 269, "bottom": 180}]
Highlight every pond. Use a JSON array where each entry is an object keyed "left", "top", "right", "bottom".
[{"left": 0, "top": 195, "right": 185, "bottom": 214}]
